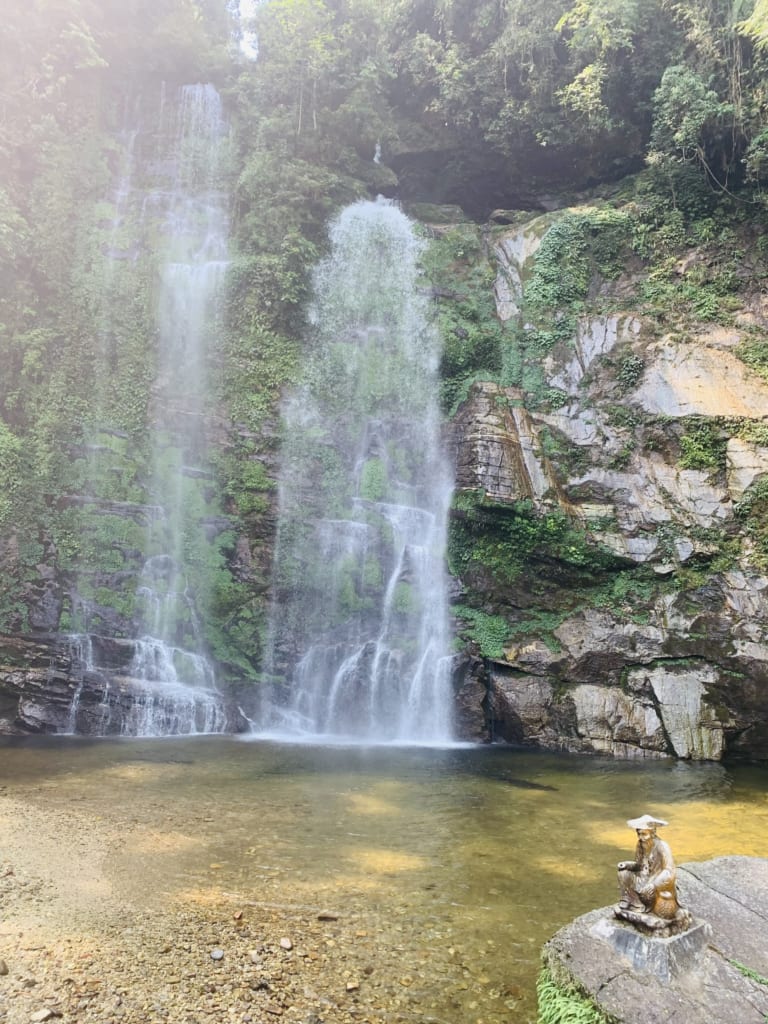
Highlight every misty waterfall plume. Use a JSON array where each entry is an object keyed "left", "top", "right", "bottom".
[
  {"left": 123, "top": 84, "right": 230, "bottom": 736},
  {"left": 262, "top": 199, "right": 455, "bottom": 744},
  {"left": 64, "top": 85, "right": 232, "bottom": 736}
]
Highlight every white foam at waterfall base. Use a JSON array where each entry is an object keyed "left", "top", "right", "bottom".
[
  {"left": 260, "top": 199, "right": 455, "bottom": 745},
  {"left": 96, "top": 678, "right": 228, "bottom": 738},
  {"left": 60, "top": 631, "right": 228, "bottom": 737},
  {"left": 63, "top": 633, "right": 94, "bottom": 735}
]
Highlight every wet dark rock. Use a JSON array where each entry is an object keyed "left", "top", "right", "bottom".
[
  {"left": 0, "top": 633, "right": 249, "bottom": 737},
  {"left": 455, "top": 582, "right": 768, "bottom": 761},
  {"left": 452, "top": 655, "right": 487, "bottom": 740}
]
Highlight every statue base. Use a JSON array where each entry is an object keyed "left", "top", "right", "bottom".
[
  {"left": 591, "top": 914, "right": 712, "bottom": 983},
  {"left": 613, "top": 903, "right": 693, "bottom": 937}
]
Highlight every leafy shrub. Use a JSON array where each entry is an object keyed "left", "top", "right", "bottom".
[
  {"left": 736, "top": 337, "right": 768, "bottom": 381},
  {"left": 448, "top": 494, "right": 620, "bottom": 586},
  {"left": 678, "top": 419, "right": 726, "bottom": 472},
  {"left": 615, "top": 353, "right": 645, "bottom": 393},
  {"left": 453, "top": 605, "right": 509, "bottom": 659}
]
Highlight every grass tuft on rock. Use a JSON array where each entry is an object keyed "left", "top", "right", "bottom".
[{"left": 537, "top": 965, "right": 612, "bottom": 1024}]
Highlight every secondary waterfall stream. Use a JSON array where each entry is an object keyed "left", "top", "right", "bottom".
[
  {"left": 262, "top": 199, "right": 455, "bottom": 743},
  {"left": 124, "top": 84, "right": 230, "bottom": 735},
  {"left": 65, "top": 84, "right": 231, "bottom": 736}
]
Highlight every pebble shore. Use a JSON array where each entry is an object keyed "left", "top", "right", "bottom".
[{"left": 0, "top": 792, "right": 524, "bottom": 1024}]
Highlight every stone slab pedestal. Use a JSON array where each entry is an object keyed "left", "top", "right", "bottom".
[{"left": 590, "top": 916, "right": 712, "bottom": 983}]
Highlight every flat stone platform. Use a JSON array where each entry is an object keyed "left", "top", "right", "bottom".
[{"left": 543, "top": 856, "right": 768, "bottom": 1024}]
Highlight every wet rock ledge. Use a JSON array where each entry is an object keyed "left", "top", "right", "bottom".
[{"left": 542, "top": 856, "right": 768, "bottom": 1023}]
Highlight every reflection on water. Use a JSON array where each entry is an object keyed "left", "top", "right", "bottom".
[{"left": 1, "top": 738, "right": 767, "bottom": 1023}]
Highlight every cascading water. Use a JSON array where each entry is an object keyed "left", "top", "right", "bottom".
[
  {"left": 64, "top": 84, "right": 231, "bottom": 736},
  {"left": 122, "top": 84, "right": 230, "bottom": 735},
  {"left": 236, "top": 0, "right": 260, "bottom": 59},
  {"left": 262, "top": 199, "right": 455, "bottom": 744}
]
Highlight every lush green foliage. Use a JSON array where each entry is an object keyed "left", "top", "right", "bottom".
[
  {"left": 517, "top": 208, "right": 633, "bottom": 394},
  {"left": 419, "top": 225, "right": 506, "bottom": 411},
  {"left": 448, "top": 493, "right": 621, "bottom": 587},
  {"left": 678, "top": 418, "right": 728, "bottom": 472},
  {"left": 453, "top": 605, "right": 510, "bottom": 659},
  {"left": 737, "top": 335, "right": 768, "bottom": 380},
  {"left": 3, "top": 0, "right": 768, "bottom": 684}
]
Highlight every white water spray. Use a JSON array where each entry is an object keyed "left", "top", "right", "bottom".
[
  {"left": 261, "top": 199, "right": 455, "bottom": 744},
  {"left": 123, "top": 84, "right": 230, "bottom": 736}
]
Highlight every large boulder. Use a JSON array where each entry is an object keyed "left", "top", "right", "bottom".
[{"left": 542, "top": 856, "right": 768, "bottom": 1024}]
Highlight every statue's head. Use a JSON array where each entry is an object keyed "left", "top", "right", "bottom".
[{"left": 627, "top": 813, "right": 668, "bottom": 841}]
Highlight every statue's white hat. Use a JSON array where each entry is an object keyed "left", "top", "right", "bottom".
[{"left": 627, "top": 814, "right": 668, "bottom": 830}]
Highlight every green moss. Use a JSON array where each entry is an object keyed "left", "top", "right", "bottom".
[
  {"left": 419, "top": 226, "right": 506, "bottom": 414},
  {"left": 392, "top": 581, "right": 419, "bottom": 615},
  {"left": 730, "top": 960, "right": 768, "bottom": 986},
  {"left": 736, "top": 421, "right": 768, "bottom": 447},
  {"left": 736, "top": 336, "right": 768, "bottom": 381},
  {"left": 448, "top": 493, "right": 621, "bottom": 587},
  {"left": 505, "top": 610, "right": 567, "bottom": 652},
  {"left": 0, "top": 420, "right": 24, "bottom": 528},
  {"left": 591, "top": 570, "right": 656, "bottom": 619},
  {"left": 362, "top": 557, "right": 383, "bottom": 589},
  {"left": 360, "top": 457, "right": 388, "bottom": 501}
]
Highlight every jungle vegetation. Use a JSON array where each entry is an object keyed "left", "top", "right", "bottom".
[{"left": 3, "top": 0, "right": 768, "bottom": 675}]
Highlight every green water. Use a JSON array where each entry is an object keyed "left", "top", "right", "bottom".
[{"left": 1, "top": 737, "right": 767, "bottom": 1022}]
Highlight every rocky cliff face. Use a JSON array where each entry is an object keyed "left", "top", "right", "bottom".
[
  {"left": 448, "top": 210, "right": 768, "bottom": 762},
  {"left": 3, "top": 198, "right": 768, "bottom": 755}
]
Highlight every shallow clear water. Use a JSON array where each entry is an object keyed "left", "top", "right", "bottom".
[{"left": 1, "top": 738, "right": 766, "bottom": 1022}]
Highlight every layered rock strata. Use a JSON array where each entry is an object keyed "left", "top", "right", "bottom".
[{"left": 449, "top": 213, "right": 768, "bottom": 760}]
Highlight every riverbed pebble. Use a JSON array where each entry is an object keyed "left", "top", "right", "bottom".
[{"left": 0, "top": 789, "right": 526, "bottom": 1024}]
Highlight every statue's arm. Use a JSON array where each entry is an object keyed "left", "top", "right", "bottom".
[{"left": 617, "top": 860, "right": 639, "bottom": 871}]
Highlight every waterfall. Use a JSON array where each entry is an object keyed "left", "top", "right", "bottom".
[
  {"left": 125, "top": 84, "right": 230, "bottom": 736},
  {"left": 236, "top": 0, "right": 260, "bottom": 59},
  {"left": 64, "top": 84, "right": 232, "bottom": 737},
  {"left": 261, "top": 199, "right": 455, "bottom": 744}
]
